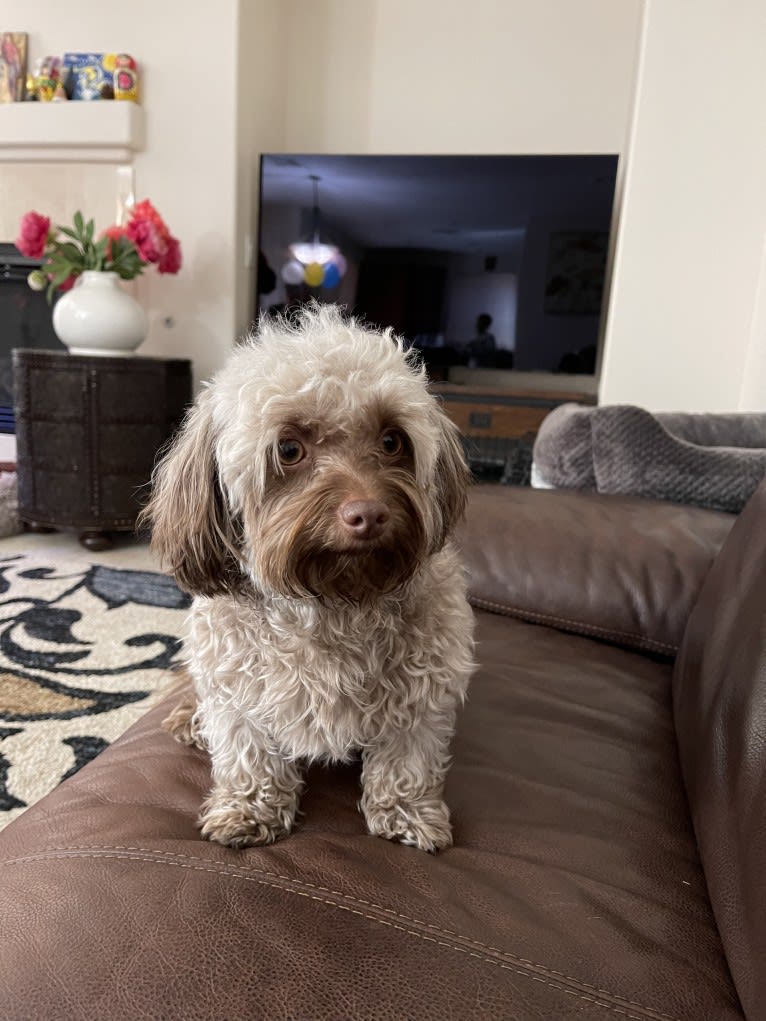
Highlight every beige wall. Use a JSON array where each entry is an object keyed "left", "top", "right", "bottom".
[
  {"left": 282, "top": 0, "right": 642, "bottom": 155},
  {"left": 600, "top": 0, "right": 766, "bottom": 411},
  {"left": 234, "top": 0, "right": 288, "bottom": 341},
  {"left": 1, "top": 0, "right": 240, "bottom": 389},
  {"left": 0, "top": 164, "right": 119, "bottom": 241}
]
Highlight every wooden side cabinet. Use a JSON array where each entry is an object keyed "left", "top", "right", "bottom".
[{"left": 12, "top": 350, "right": 192, "bottom": 550}]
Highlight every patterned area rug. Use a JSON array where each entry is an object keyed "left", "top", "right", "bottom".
[{"left": 0, "top": 552, "right": 190, "bottom": 832}]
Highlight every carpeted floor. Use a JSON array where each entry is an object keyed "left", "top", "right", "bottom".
[{"left": 0, "top": 551, "right": 190, "bottom": 832}]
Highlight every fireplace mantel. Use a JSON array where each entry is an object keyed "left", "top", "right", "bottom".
[{"left": 0, "top": 102, "right": 144, "bottom": 163}]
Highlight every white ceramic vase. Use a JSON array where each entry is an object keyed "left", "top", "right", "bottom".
[{"left": 52, "top": 271, "right": 149, "bottom": 357}]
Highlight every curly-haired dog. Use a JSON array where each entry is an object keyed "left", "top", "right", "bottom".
[{"left": 143, "top": 305, "right": 475, "bottom": 851}]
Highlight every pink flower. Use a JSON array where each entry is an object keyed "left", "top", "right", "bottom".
[
  {"left": 16, "top": 212, "right": 50, "bottom": 259},
  {"left": 19, "top": 200, "right": 181, "bottom": 306},
  {"left": 101, "top": 224, "right": 130, "bottom": 259},
  {"left": 158, "top": 235, "right": 182, "bottom": 274},
  {"left": 125, "top": 217, "right": 165, "bottom": 264},
  {"left": 124, "top": 202, "right": 183, "bottom": 275},
  {"left": 130, "top": 199, "right": 168, "bottom": 234}
]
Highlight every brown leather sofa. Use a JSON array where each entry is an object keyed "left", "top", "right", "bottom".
[{"left": 1, "top": 481, "right": 763, "bottom": 1020}]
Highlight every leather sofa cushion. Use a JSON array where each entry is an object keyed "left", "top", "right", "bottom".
[
  {"left": 0, "top": 613, "right": 742, "bottom": 1019},
  {"left": 458, "top": 485, "right": 734, "bottom": 657},
  {"left": 673, "top": 479, "right": 766, "bottom": 1019}
]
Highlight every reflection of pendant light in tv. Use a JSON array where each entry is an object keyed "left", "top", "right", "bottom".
[{"left": 281, "top": 174, "right": 346, "bottom": 289}]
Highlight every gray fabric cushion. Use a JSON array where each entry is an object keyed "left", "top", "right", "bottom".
[{"left": 533, "top": 404, "right": 766, "bottom": 513}]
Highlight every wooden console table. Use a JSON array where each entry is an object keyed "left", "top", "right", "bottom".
[
  {"left": 430, "top": 382, "right": 596, "bottom": 484},
  {"left": 12, "top": 350, "right": 192, "bottom": 550},
  {"left": 430, "top": 382, "right": 595, "bottom": 439}
]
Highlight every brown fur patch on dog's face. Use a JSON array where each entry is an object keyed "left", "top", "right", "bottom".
[{"left": 244, "top": 420, "right": 429, "bottom": 603}]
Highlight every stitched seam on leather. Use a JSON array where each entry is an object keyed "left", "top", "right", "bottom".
[
  {"left": 3, "top": 847, "right": 681, "bottom": 1021},
  {"left": 468, "top": 596, "right": 677, "bottom": 654}
]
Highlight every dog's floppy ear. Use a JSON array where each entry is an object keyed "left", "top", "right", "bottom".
[
  {"left": 139, "top": 392, "right": 244, "bottom": 596},
  {"left": 431, "top": 408, "right": 471, "bottom": 551}
]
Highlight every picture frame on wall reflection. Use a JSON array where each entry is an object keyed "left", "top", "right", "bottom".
[{"left": 543, "top": 230, "right": 609, "bottom": 316}]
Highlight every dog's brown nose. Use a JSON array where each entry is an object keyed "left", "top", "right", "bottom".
[{"left": 339, "top": 499, "right": 390, "bottom": 541}]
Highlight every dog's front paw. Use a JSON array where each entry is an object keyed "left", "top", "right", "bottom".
[
  {"left": 199, "top": 795, "right": 293, "bottom": 849},
  {"left": 363, "top": 796, "right": 453, "bottom": 853},
  {"left": 162, "top": 696, "right": 204, "bottom": 749}
]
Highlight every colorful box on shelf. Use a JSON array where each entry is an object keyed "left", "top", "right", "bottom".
[{"left": 63, "top": 52, "right": 139, "bottom": 102}]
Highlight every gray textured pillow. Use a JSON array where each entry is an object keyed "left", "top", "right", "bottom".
[{"left": 533, "top": 404, "right": 766, "bottom": 514}]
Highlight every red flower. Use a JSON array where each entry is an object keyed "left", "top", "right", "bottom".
[
  {"left": 125, "top": 217, "right": 165, "bottom": 264},
  {"left": 102, "top": 224, "right": 129, "bottom": 258},
  {"left": 124, "top": 200, "right": 182, "bottom": 275},
  {"left": 16, "top": 211, "right": 50, "bottom": 259},
  {"left": 158, "top": 235, "right": 182, "bottom": 274},
  {"left": 17, "top": 200, "right": 181, "bottom": 306}
]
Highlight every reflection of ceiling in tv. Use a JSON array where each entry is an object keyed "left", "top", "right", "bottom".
[{"left": 260, "top": 154, "right": 618, "bottom": 253}]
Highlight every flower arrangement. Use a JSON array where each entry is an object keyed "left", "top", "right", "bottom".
[{"left": 16, "top": 200, "right": 182, "bottom": 301}]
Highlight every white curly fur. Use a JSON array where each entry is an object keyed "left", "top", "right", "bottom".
[{"left": 144, "top": 305, "right": 475, "bottom": 851}]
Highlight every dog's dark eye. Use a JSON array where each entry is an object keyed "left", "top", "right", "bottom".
[
  {"left": 277, "top": 438, "right": 305, "bottom": 465},
  {"left": 381, "top": 430, "right": 404, "bottom": 457}
]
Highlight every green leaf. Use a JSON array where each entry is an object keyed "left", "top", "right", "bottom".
[
  {"left": 115, "top": 262, "right": 145, "bottom": 280},
  {"left": 48, "top": 266, "right": 73, "bottom": 287},
  {"left": 73, "top": 211, "right": 85, "bottom": 237},
  {"left": 45, "top": 265, "right": 74, "bottom": 304},
  {"left": 57, "top": 242, "right": 83, "bottom": 263},
  {"left": 105, "top": 236, "right": 143, "bottom": 279}
]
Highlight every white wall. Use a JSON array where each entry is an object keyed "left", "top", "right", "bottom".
[
  {"left": 740, "top": 236, "right": 766, "bottom": 411},
  {"left": 235, "top": 0, "right": 288, "bottom": 341},
  {"left": 599, "top": 0, "right": 766, "bottom": 411},
  {"left": 1, "top": 0, "right": 241, "bottom": 389},
  {"left": 282, "top": 0, "right": 642, "bottom": 155}
]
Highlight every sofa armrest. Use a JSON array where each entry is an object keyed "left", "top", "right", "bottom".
[
  {"left": 457, "top": 485, "right": 735, "bottom": 656},
  {"left": 673, "top": 479, "right": 766, "bottom": 1018}
]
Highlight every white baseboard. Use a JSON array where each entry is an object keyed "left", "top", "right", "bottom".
[{"left": 0, "top": 434, "right": 17, "bottom": 464}]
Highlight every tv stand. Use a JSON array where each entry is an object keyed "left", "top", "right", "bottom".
[
  {"left": 431, "top": 381, "right": 595, "bottom": 440},
  {"left": 430, "top": 381, "right": 595, "bottom": 485}
]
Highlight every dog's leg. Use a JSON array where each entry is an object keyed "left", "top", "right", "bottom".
[
  {"left": 198, "top": 715, "right": 303, "bottom": 849},
  {"left": 360, "top": 712, "right": 456, "bottom": 853},
  {"left": 162, "top": 691, "right": 204, "bottom": 748},
  {"left": 160, "top": 670, "right": 205, "bottom": 749}
]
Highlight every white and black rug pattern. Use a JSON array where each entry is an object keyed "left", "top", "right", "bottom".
[{"left": 0, "top": 553, "right": 190, "bottom": 832}]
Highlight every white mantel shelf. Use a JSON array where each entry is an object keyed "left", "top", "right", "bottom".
[{"left": 0, "top": 101, "right": 144, "bottom": 163}]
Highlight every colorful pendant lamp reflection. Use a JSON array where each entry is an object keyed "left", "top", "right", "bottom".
[{"left": 281, "top": 175, "right": 346, "bottom": 289}]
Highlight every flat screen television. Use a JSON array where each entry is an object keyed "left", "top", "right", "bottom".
[{"left": 256, "top": 154, "right": 619, "bottom": 383}]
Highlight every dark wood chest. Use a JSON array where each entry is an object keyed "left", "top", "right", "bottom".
[{"left": 13, "top": 350, "right": 191, "bottom": 548}]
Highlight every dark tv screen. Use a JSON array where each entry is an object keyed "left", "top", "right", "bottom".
[{"left": 256, "top": 154, "right": 618, "bottom": 380}]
